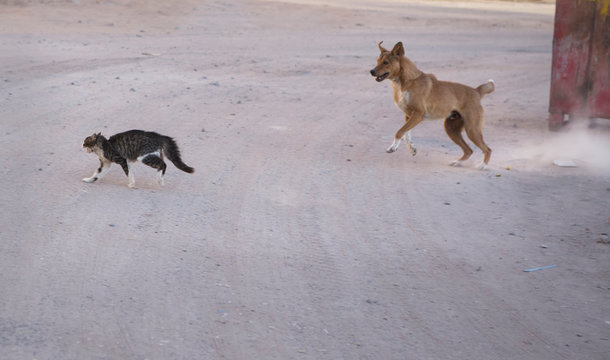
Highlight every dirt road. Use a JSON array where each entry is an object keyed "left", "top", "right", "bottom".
[{"left": 1, "top": 1, "right": 609, "bottom": 359}]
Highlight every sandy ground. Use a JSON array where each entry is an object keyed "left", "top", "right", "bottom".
[{"left": 1, "top": 0, "right": 609, "bottom": 359}]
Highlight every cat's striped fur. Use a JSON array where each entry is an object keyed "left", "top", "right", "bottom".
[{"left": 83, "top": 130, "right": 194, "bottom": 188}]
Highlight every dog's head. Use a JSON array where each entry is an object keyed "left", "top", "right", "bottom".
[
  {"left": 83, "top": 132, "right": 103, "bottom": 153},
  {"left": 370, "top": 41, "right": 405, "bottom": 82}
]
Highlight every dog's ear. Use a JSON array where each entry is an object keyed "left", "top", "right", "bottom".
[
  {"left": 378, "top": 41, "right": 388, "bottom": 53},
  {"left": 391, "top": 42, "right": 405, "bottom": 57}
]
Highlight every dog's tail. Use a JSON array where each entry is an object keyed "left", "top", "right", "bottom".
[
  {"left": 476, "top": 79, "right": 495, "bottom": 98},
  {"left": 162, "top": 136, "right": 195, "bottom": 174}
]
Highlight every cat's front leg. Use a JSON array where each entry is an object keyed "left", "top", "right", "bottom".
[
  {"left": 115, "top": 157, "right": 129, "bottom": 176},
  {"left": 126, "top": 162, "right": 136, "bottom": 188},
  {"left": 113, "top": 158, "right": 135, "bottom": 188},
  {"left": 128, "top": 173, "right": 136, "bottom": 188},
  {"left": 83, "top": 160, "right": 112, "bottom": 183}
]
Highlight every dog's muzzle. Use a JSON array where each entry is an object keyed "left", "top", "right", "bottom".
[{"left": 370, "top": 69, "right": 389, "bottom": 82}]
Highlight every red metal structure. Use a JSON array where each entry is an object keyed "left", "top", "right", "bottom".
[{"left": 549, "top": 0, "right": 610, "bottom": 129}]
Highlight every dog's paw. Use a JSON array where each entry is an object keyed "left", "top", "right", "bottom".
[
  {"left": 82, "top": 177, "right": 96, "bottom": 183},
  {"left": 386, "top": 145, "right": 399, "bottom": 153},
  {"left": 408, "top": 145, "right": 417, "bottom": 156},
  {"left": 386, "top": 139, "right": 402, "bottom": 153},
  {"left": 476, "top": 162, "right": 488, "bottom": 170},
  {"left": 450, "top": 160, "right": 463, "bottom": 167}
]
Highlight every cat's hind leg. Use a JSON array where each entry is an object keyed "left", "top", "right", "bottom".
[
  {"left": 141, "top": 154, "right": 167, "bottom": 186},
  {"left": 83, "top": 160, "right": 112, "bottom": 183}
]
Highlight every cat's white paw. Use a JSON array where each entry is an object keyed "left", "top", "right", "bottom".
[
  {"left": 82, "top": 177, "right": 96, "bottom": 183},
  {"left": 128, "top": 181, "right": 136, "bottom": 188},
  {"left": 157, "top": 174, "right": 165, "bottom": 187}
]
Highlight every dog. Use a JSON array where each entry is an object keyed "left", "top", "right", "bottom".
[{"left": 370, "top": 41, "right": 495, "bottom": 169}]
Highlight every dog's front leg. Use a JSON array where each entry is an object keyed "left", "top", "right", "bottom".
[
  {"left": 389, "top": 131, "right": 416, "bottom": 155},
  {"left": 404, "top": 130, "right": 416, "bottom": 156},
  {"left": 387, "top": 112, "right": 424, "bottom": 154},
  {"left": 386, "top": 138, "right": 402, "bottom": 153}
]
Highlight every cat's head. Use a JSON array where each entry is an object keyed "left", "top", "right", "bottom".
[{"left": 83, "top": 132, "right": 103, "bottom": 153}]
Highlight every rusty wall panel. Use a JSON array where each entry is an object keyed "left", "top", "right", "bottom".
[
  {"left": 549, "top": 0, "right": 596, "bottom": 121},
  {"left": 549, "top": 0, "right": 610, "bottom": 128},
  {"left": 586, "top": 2, "right": 610, "bottom": 118}
]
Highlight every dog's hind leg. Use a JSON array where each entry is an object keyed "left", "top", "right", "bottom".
[
  {"left": 465, "top": 127, "right": 492, "bottom": 170},
  {"left": 462, "top": 109, "right": 492, "bottom": 169},
  {"left": 444, "top": 111, "right": 473, "bottom": 166}
]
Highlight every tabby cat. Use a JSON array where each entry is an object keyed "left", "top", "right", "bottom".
[{"left": 82, "top": 130, "right": 194, "bottom": 188}]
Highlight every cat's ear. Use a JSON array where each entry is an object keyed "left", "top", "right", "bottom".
[{"left": 96, "top": 132, "right": 102, "bottom": 137}]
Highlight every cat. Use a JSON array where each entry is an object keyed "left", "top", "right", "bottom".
[{"left": 82, "top": 130, "right": 194, "bottom": 188}]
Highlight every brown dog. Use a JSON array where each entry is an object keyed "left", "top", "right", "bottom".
[{"left": 370, "top": 41, "right": 495, "bottom": 169}]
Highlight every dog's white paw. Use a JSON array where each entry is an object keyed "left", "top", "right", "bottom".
[
  {"left": 476, "top": 162, "right": 488, "bottom": 170},
  {"left": 386, "top": 139, "right": 402, "bottom": 153},
  {"left": 386, "top": 144, "right": 399, "bottom": 153},
  {"left": 450, "top": 160, "right": 463, "bottom": 167},
  {"left": 82, "top": 177, "right": 96, "bottom": 183}
]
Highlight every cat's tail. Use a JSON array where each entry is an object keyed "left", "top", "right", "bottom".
[{"left": 162, "top": 137, "right": 195, "bottom": 174}]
